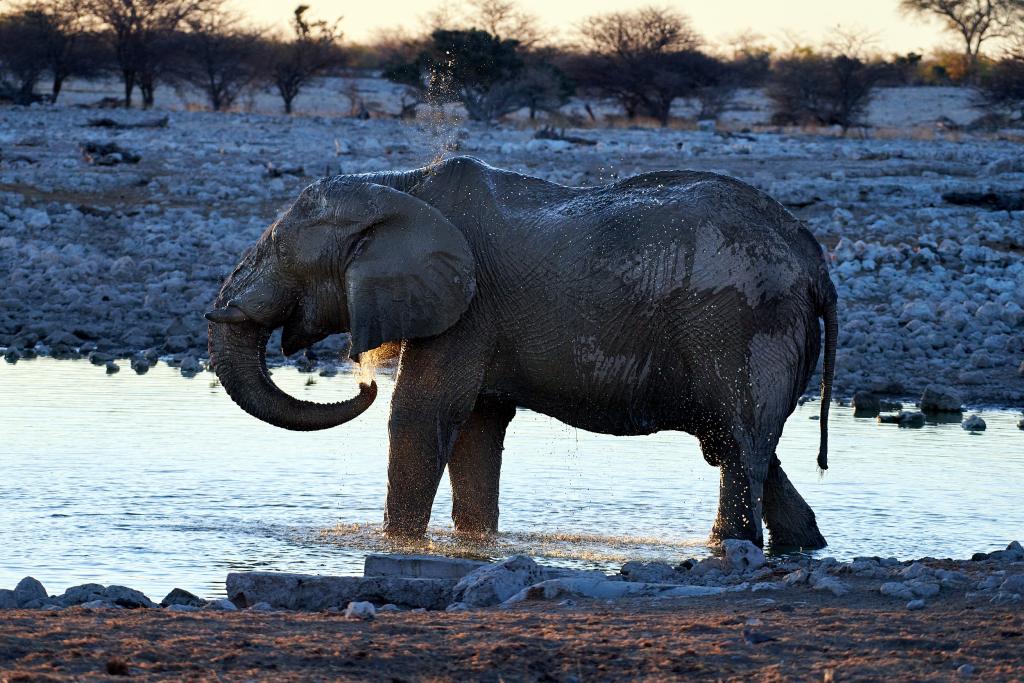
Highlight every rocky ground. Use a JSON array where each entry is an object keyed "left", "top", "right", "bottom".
[
  {"left": 1, "top": 543, "right": 1023, "bottom": 680},
  {"left": 1, "top": 86, "right": 1023, "bottom": 406}
]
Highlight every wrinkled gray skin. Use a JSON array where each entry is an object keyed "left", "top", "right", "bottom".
[{"left": 207, "top": 157, "right": 837, "bottom": 550}]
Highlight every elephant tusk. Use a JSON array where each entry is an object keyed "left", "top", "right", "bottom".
[{"left": 205, "top": 306, "right": 249, "bottom": 324}]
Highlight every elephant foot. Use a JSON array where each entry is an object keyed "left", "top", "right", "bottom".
[
  {"left": 763, "top": 461, "right": 827, "bottom": 551},
  {"left": 451, "top": 513, "right": 498, "bottom": 539},
  {"left": 382, "top": 510, "right": 430, "bottom": 540}
]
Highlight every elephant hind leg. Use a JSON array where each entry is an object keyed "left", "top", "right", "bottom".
[
  {"left": 702, "top": 431, "right": 770, "bottom": 548},
  {"left": 763, "top": 456, "right": 826, "bottom": 550},
  {"left": 448, "top": 397, "right": 515, "bottom": 536}
]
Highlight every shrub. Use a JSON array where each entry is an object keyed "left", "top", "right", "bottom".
[{"left": 768, "top": 54, "right": 883, "bottom": 132}]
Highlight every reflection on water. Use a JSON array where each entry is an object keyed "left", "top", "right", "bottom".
[{"left": 0, "top": 358, "right": 1022, "bottom": 599}]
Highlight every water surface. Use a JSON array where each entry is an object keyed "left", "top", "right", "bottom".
[{"left": 1, "top": 359, "right": 1021, "bottom": 599}]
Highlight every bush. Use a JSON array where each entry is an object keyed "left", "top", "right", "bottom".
[
  {"left": 976, "top": 57, "right": 1024, "bottom": 122},
  {"left": 768, "top": 54, "right": 883, "bottom": 132}
]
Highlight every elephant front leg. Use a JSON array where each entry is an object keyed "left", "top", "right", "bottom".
[
  {"left": 763, "top": 456, "right": 826, "bottom": 550},
  {"left": 448, "top": 398, "right": 515, "bottom": 536},
  {"left": 382, "top": 338, "right": 486, "bottom": 538}
]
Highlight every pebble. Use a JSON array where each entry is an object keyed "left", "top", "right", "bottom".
[
  {"left": 204, "top": 598, "right": 238, "bottom": 611},
  {"left": 345, "top": 601, "right": 376, "bottom": 619},
  {"left": 962, "top": 415, "right": 986, "bottom": 431},
  {"left": 906, "top": 599, "right": 926, "bottom": 610},
  {"left": 13, "top": 577, "right": 47, "bottom": 608},
  {"left": 957, "top": 663, "right": 975, "bottom": 678}
]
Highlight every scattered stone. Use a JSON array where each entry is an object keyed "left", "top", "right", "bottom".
[
  {"left": 783, "top": 569, "right": 811, "bottom": 586},
  {"left": 990, "top": 591, "right": 1022, "bottom": 605},
  {"left": 57, "top": 583, "right": 106, "bottom": 606},
  {"left": 161, "top": 588, "right": 205, "bottom": 608},
  {"left": 105, "top": 361, "right": 120, "bottom": 374},
  {"left": 227, "top": 572, "right": 456, "bottom": 611},
  {"left": 453, "top": 556, "right": 548, "bottom": 607},
  {"left": 179, "top": 356, "right": 200, "bottom": 377},
  {"left": 957, "top": 663, "right": 976, "bottom": 678},
  {"left": 165, "top": 603, "right": 200, "bottom": 612},
  {"left": 906, "top": 599, "right": 926, "bottom": 610},
  {"left": 852, "top": 390, "right": 881, "bottom": 417},
  {"left": 751, "top": 581, "right": 785, "bottom": 591},
  {"left": 880, "top": 582, "right": 915, "bottom": 600},
  {"left": 364, "top": 554, "right": 488, "bottom": 581},
  {"left": 723, "top": 539, "right": 766, "bottom": 573},
  {"left": 811, "top": 575, "right": 850, "bottom": 597},
  {"left": 987, "top": 541, "right": 1024, "bottom": 562},
  {"left": 920, "top": 385, "right": 963, "bottom": 413},
  {"left": 249, "top": 601, "right": 275, "bottom": 611},
  {"left": 959, "top": 414, "right": 987, "bottom": 433},
  {"left": 13, "top": 577, "right": 47, "bottom": 608},
  {"left": 378, "top": 603, "right": 400, "bottom": 612},
  {"left": 131, "top": 357, "right": 150, "bottom": 374},
  {"left": 998, "top": 575, "right": 1024, "bottom": 593},
  {"left": 104, "top": 585, "right": 157, "bottom": 608},
  {"left": 500, "top": 578, "right": 724, "bottom": 606},
  {"left": 620, "top": 561, "right": 682, "bottom": 584},
  {"left": 81, "top": 599, "right": 121, "bottom": 609},
  {"left": 205, "top": 598, "right": 239, "bottom": 611},
  {"left": 899, "top": 411, "right": 926, "bottom": 428},
  {"left": 344, "top": 601, "right": 376, "bottom": 620}
]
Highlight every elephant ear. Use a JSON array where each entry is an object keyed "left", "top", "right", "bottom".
[{"left": 344, "top": 185, "right": 476, "bottom": 357}]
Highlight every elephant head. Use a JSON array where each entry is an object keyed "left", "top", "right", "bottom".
[{"left": 206, "top": 178, "right": 477, "bottom": 431}]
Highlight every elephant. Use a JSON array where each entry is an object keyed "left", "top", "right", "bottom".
[{"left": 206, "top": 156, "right": 837, "bottom": 550}]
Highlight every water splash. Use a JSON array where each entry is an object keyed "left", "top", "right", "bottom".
[
  {"left": 415, "top": 55, "right": 464, "bottom": 169},
  {"left": 308, "top": 523, "right": 711, "bottom": 571}
]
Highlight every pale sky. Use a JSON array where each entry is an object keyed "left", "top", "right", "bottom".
[{"left": 230, "top": 0, "right": 956, "bottom": 55}]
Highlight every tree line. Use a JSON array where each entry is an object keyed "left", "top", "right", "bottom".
[{"left": 1, "top": 0, "right": 1022, "bottom": 129}]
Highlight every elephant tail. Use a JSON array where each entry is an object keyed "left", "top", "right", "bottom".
[{"left": 816, "top": 271, "right": 838, "bottom": 472}]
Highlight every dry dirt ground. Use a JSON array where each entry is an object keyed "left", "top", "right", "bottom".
[{"left": 1, "top": 590, "right": 1021, "bottom": 682}]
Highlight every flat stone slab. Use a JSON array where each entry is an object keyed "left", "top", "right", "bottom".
[
  {"left": 226, "top": 572, "right": 456, "bottom": 611},
  {"left": 364, "top": 554, "right": 489, "bottom": 580}
]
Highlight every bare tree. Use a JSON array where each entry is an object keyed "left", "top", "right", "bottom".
[
  {"left": 172, "top": 7, "right": 263, "bottom": 111},
  {"left": 976, "top": 31, "right": 1024, "bottom": 121},
  {"left": 0, "top": 9, "right": 49, "bottom": 103},
  {"left": 465, "top": 0, "right": 546, "bottom": 47},
  {"left": 575, "top": 6, "right": 713, "bottom": 125},
  {"left": 268, "top": 4, "right": 343, "bottom": 114},
  {"left": 900, "top": 0, "right": 1024, "bottom": 75},
  {"left": 86, "top": 0, "right": 214, "bottom": 108},
  {"left": 11, "top": 0, "right": 98, "bottom": 101}
]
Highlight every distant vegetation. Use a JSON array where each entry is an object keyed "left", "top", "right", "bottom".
[{"left": 0, "top": 0, "right": 1022, "bottom": 129}]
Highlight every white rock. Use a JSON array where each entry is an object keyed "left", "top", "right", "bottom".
[
  {"left": 364, "top": 554, "right": 488, "bottom": 580},
  {"left": 880, "top": 582, "right": 915, "bottom": 600},
  {"left": 452, "top": 555, "right": 547, "bottom": 607},
  {"left": 205, "top": 598, "right": 238, "bottom": 611},
  {"left": 345, "top": 601, "right": 376, "bottom": 619},
  {"left": 811, "top": 575, "right": 850, "bottom": 597},
  {"left": 500, "top": 578, "right": 724, "bottom": 606},
  {"left": 906, "top": 599, "right": 926, "bottom": 610},
  {"left": 166, "top": 603, "right": 200, "bottom": 612},
  {"left": 13, "top": 577, "right": 47, "bottom": 607},
  {"left": 962, "top": 415, "right": 986, "bottom": 431},
  {"left": 722, "top": 539, "right": 765, "bottom": 573}
]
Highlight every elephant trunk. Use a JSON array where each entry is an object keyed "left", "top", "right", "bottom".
[{"left": 208, "top": 320, "right": 376, "bottom": 431}]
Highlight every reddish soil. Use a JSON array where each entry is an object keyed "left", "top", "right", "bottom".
[{"left": 1, "top": 588, "right": 1022, "bottom": 682}]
